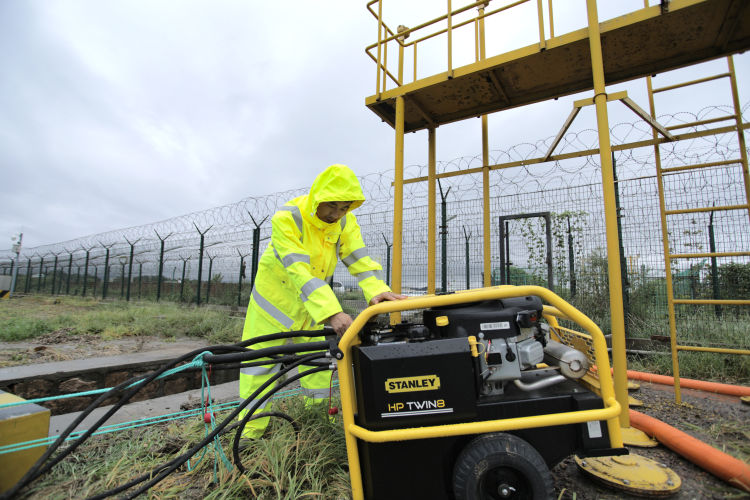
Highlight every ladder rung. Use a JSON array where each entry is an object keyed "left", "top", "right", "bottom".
[
  {"left": 676, "top": 345, "right": 750, "bottom": 355},
  {"left": 665, "top": 204, "right": 748, "bottom": 215},
  {"left": 666, "top": 115, "right": 736, "bottom": 131},
  {"left": 661, "top": 159, "right": 741, "bottom": 173},
  {"left": 652, "top": 73, "right": 731, "bottom": 93},
  {"left": 669, "top": 251, "right": 750, "bottom": 259},
  {"left": 672, "top": 299, "right": 750, "bottom": 306}
]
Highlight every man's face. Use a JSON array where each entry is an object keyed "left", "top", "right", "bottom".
[{"left": 316, "top": 201, "right": 353, "bottom": 224}]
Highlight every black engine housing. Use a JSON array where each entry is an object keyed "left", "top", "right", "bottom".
[{"left": 422, "top": 296, "right": 543, "bottom": 340}]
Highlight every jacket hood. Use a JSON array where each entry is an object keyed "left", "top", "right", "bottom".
[{"left": 302, "top": 164, "right": 365, "bottom": 223}]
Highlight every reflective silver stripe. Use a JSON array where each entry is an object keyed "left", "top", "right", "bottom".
[
  {"left": 342, "top": 247, "right": 370, "bottom": 267},
  {"left": 354, "top": 269, "right": 383, "bottom": 283},
  {"left": 272, "top": 245, "right": 310, "bottom": 268},
  {"left": 282, "top": 252, "right": 310, "bottom": 267},
  {"left": 250, "top": 398, "right": 268, "bottom": 410},
  {"left": 252, "top": 288, "right": 295, "bottom": 329},
  {"left": 300, "top": 386, "right": 330, "bottom": 400},
  {"left": 240, "top": 364, "right": 280, "bottom": 377},
  {"left": 336, "top": 217, "right": 346, "bottom": 257},
  {"left": 300, "top": 277, "right": 328, "bottom": 302},
  {"left": 279, "top": 205, "right": 304, "bottom": 242}
]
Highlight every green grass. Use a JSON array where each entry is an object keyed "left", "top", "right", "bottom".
[
  {"left": 21, "top": 397, "right": 350, "bottom": 500},
  {"left": 0, "top": 296, "right": 243, "bottom": 344}
]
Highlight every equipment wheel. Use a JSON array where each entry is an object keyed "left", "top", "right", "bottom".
[{"left": 453, "top": 432, "right": 554, "bottom": 500}]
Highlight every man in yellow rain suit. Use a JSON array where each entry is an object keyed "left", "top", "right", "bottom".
[{"left": 240, "top": 164, "right": 405, "bottom": 438}]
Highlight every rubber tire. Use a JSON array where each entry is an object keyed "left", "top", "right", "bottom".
[{"left": 452, "top": 432, "right": 554, "bottom": 500}]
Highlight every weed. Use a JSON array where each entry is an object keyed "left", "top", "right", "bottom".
[{"left": 21, "top": 397, "right": 349, "bottom": 500}]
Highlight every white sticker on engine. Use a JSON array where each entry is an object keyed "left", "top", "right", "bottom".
[
  {"left": 587, "top": 420, "right": 603, "bottom": 439},
  {"left": 480, "top": 321, "right": 510, "bottom": 331}
]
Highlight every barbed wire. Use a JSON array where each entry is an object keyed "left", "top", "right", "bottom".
[{"left": 1, "top": 104, "right": 747, "bottom": 301}]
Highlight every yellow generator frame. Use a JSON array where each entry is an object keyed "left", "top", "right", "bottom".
[{"left": 336, "top": 285, "right": 622, "bottom": 500}]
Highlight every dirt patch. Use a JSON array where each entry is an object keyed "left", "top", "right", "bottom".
[
  {"left": 553, "top": 382, "right": 749, "bottom": 499},
  {"left": 0, "top": 333, "right": 208, "bottom": 368}
]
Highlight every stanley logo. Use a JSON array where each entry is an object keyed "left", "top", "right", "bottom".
[{"left": 385, "top": 375, "right": 441, "bottom": 394}]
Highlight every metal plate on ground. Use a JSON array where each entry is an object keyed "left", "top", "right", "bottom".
[
  {"left": 621, "top": 426, "right": 659, "bottom": 448},
  {"left": 575, "top": 454, "right": 681, "bottom": 497}
]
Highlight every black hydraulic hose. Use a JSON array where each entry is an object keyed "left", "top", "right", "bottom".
[
  {"left": 1, "top": 342, "right": 247, "bottom": 500},
  {"left": 5, "top": 330, "right": 336, "bottom": 499},
  {"left": 231, "top": 364, "right": 330, "bottom": 473},
  {"left": 203, "top": 340, "right": 332, "bottom": 364},
  {"left": 204, "top": 355, "right": 333, "bottom": 373},
  {"left": 83, "top": 355, "right": 317, "bottom": 500},
  {"left": 126, "top": 360, "right": 329, "bottom": 500},
  {"left": 94, "top": 353, "right": 328, "bottom": 500},
  {"left": 237, "top": 326, "right": 335, "bottom": 348}
]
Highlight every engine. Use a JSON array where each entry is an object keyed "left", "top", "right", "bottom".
[{"left": 360, "top": 296, "right": 589, "bottom": 397}]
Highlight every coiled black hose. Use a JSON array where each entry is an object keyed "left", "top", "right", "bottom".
[{"left": 3, "top": 327, "right": 337, "bottom": 500}]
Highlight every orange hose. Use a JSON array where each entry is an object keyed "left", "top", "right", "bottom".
[
  {"left": 629, "top": 409, "right": 750, "bottom": 493},
  {"left": 590, "top": 366, "right": 750, "bottom": 397},
  {"left": 625, "top": 370, "right": 750, "bottom": 397}
]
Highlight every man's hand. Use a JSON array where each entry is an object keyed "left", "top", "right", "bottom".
[
  {"left": 369, "top": 291, "right": 408, "bottom": 305},
  {"left": 326, "top": 311, "right": 354, "bottom": 338}
]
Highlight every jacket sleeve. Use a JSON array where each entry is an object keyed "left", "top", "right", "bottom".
[
  {"left": 271, "top": 209, "right": 342, "bottom": 325},
  {"left": 339, "top": 213, "right": 392, "bottom": 304}
]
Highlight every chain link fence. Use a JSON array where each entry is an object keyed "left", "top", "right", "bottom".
[{"left": 2, "top": 105, "right": 749, "bottom": 347}]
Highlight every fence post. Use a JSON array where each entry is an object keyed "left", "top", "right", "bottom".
[
  {"left": 382, "top": 234, "right": 392, "bottom": 287},
  {"left": 119, "top": 257, "right": 127, "bottom": 298},
  {"left": 612, "top": 153, "right": 630, "bottom": 334},
  {"left": 193, "top": 224, "right": 213, "bottom": 306},
  {"left": 50, "top": 253, "right": 60, "bottom": 295},
  {"left": 81, "top": 247, "right": 92, "bottom": 297},
  {"left": 100, "top": 243, "right": 115, "bottom": 300},
  {"left": 65, "top": 251, "right": 73, "bottom": 295},
  {"left": 438, "top": 179, "right": 452, "bottom": 292},
  {"left": 124, "top": 237, "right": 141, "bottom": 302},
  {"left": 498, "top": 220, "right": 509, "bottom": 285},
  {"left": 206, "top": 253, "right": 215, "bottom": 305},
  {"left": 237, "top": 249, "right": 250, "bottom": 307},
  {"left": 137, "top": 261, "right": 143, "bottom": 299},
  {"left": 463, "top": 227, "right": 471, "bottom": 290},
  {"left": 543, "top": 213, "right": 554, "bottom": 291},
  {"left": 567, "top": 216, "right": 576, "bottom": 298},
  {"left": 180, "top": 256, "right": 189, "bottom": 302},
  {"left": 24, "top": 258, "right": 31, "bottom": 293},
  {"left": 154, "top": 231, "right": 173, "bottom": 302},
  {"left": 36, "top": 255, "right": 44, "bottom": 293},
  {"left": 708, "top": 210, "right": 721, "bottom": 317},
  {"left": 248, "top": 214, "right": 268, "bottom": 291},
  {"left": 504, "top": 222, "right": 510, "bottom": 284}
]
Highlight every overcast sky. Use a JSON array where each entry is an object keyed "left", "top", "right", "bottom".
[{"left": 1, "top": 0, "right": 748, "bottom": 251}]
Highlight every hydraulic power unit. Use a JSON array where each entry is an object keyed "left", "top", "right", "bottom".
[{"left": 342, "top": 292, "right": 625, "bottom": 500}]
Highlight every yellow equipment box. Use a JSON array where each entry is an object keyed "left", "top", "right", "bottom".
[{"left": 0, "top": 390, "right": 50, "bottom": 493}]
